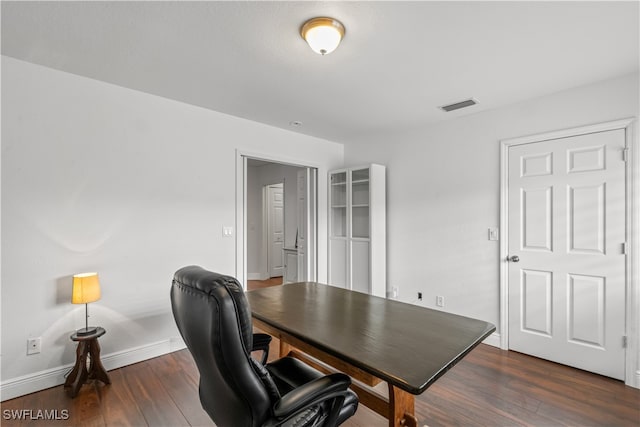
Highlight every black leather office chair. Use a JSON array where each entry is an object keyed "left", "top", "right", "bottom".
[{"left": 170, "top": 266, "right": 358, "bottom": 427}]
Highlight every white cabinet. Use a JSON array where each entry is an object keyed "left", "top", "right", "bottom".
[
  {"left": 283, "top": 247, "right": 299, "bottom": 284},
  {"left": 328, "top": 164, "right": 386, "bottom": 297}
]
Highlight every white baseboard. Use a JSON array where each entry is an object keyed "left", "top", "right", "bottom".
[
  {"left": 247, "top": 272, "right": 267, "bottom": 280},
  {"left": 0, "top": 337, "right": 187, "bottom": 402},
  {"left": 482, "top": 332, "right": 501, "bottom": 348}
]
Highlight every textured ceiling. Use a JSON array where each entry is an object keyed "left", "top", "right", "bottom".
[{"left": 2, "top": 1, "right": 638, "bottom": 144}]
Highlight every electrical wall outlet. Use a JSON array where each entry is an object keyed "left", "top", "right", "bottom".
[
  {"left": 436, "top": 296, "right": 445, "bottom": 307},
  {"left": 27, "top": 337, "right": 41, "bottom": 355}
]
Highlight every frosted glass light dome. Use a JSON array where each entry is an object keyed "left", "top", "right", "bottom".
[{"left": 301, "top": 17, "right": 345, "bottom": 55}]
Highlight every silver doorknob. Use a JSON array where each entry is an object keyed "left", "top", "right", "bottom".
[{"left": 508, "top": 255, "right": 520, "bottom": 262}]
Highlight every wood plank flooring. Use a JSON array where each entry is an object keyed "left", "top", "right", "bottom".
[
  {"left": 247, "top": 276, "right": 283, "bottom": 290},
  {"left": 2, "top": 339, "right": 638, "bottom": 426}
]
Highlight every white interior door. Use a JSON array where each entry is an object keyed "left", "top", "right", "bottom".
[
  {"left": 297, "top": 170, "right": 307, "bottom": 281},
  {"left": 267, "top": 184, "right": 284, "bottom": 278},
  {"left": 507, "top": 129, "right": 627, "bottom": 380},
  {"left": 296, "top": 168, "right": 318, "bottom": 282}
]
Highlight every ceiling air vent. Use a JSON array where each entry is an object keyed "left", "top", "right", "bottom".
[{"left": 439, "top": 98, "right": 478, "bottom": 112}]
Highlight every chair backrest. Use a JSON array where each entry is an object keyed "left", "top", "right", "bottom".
[{"left": 170, "top": 266, "right": 271, "bottom": 427}]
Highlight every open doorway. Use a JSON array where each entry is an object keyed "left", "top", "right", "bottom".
[
  {"left": 248, "top": 182, "right": 284, "bottom": 290},
  {"left": 244, "top": 157, "right": 317, "bottom": 290}
]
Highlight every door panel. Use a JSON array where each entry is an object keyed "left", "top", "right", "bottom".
[
  {"left": 297, "top": 170, "right": 306, "bottom": 281},
  {"left": 521, "top": 269, "right": 553, "bottom": 336},
  {"left": 568, "top": 184, "right": 605, "bottom": 254},
  {"left": 522, "top": 186, "right": 553, "bottom": 251},
  {"left": 508, "top": 129, "right": 626, "bottom": 380},
  {"left": 351, "top": 240, "right": 370, "bottom": 294},
  {"left": 568, "top": 273, "right": 605, "bottom": 348},
  {"left": 329, "top": 239, "right": 347, "bottom": 287},
  {"left": 295, "top": 168, "right": 317, "bottom": 282}
]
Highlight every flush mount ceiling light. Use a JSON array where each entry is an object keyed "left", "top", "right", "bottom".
[{"left": 300, "top": 17, "right": 345, "bottom": 55}]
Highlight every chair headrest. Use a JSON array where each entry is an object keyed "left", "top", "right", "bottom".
[
  {"left": 172, "top": 265, "right": 253, "bottom": 353},
  {"left": 173, "top": 265, "right": 242, "bottom": 295}
]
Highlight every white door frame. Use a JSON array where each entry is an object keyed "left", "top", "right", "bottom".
[
  {"left": 235, "top": 150, "right": 321, "bottom": 288},
  {"left": 499, "top": 117, "right": 639, "bottom": 388}
]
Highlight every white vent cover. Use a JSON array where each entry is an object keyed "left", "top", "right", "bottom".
[{"left": 439, "top": 98, "right": 478, "bottom": 112}]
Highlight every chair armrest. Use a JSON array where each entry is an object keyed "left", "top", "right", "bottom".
[
  {"left": 252, "top": 333, "right": 272, "bottom": 365},
  {"left": 272, "top": 373, "right": 351, "bottom": 419}
]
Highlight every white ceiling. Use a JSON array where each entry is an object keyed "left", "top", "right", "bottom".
[{"left": 2, "top": 1, "right": 638, "bottom": 144}]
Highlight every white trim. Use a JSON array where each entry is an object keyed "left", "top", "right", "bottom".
[
  {"left": 501, "top": 118, "right": 635, "bottom": 146},
  {"left": 499, "top": 141, "right": 510, "bottom": 351},
  {"left": 0, "top": 338, "right": 186, "bottom": 401},
  {"left": 236, "top": 153, "right": 247, "bottom": 287},
  {"left": 626, "top": 120, "right": 640, "bottom": 389},
  {"left": 261, "top": 185, "right": 270, "bottom": 280},
  {"left": 247, "top": 272, "right": 267, "bottom": 281},
  {"left": 482, "top": 332, "right": 501, "bottom": 348},
  {"left": 499, "top": 117, "right": 638, "bottom": 388}
]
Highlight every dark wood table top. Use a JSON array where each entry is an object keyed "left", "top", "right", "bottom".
[{"left": 247, "top": 282, "right": 495, "bottom": 395}]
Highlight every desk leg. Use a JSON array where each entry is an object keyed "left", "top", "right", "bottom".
[
  {"left": 279, "top": 340, "right": 293, "bottom": 358},
  {"left": 388, "top": 384, "right": 418, "bottom": 427}
]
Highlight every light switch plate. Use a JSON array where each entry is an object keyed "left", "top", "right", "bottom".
[
  {"left": 223, "top": 226, "right": 233, "bottom": 237},
  {"left": 488, "top": 227, "right": 499, "bottom": 241}
]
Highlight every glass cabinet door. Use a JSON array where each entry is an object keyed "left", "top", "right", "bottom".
[
  {"left": 350, "top": 168, "right": 370, "bottom": 238},
  {"left": 330, "top": 171, "right": 347, "bottom": 237}
]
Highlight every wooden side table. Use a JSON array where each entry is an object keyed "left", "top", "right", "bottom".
[{"left": 64, "top": 327, "right": 111, "bottom": 398}]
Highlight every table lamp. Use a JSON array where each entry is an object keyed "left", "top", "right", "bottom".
[{"left": 72, "top": 272, "right": 101, "bottom": 336}]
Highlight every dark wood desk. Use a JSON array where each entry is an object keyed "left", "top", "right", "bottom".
[{"left": 247, "top": 282, "right": 495, "bottom": 427}]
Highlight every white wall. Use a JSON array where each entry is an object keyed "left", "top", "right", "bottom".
[
  {"left": 2, "top": 56, "right": 637, "bottom": 398},
  {"left": 344, "top": 72, "right": 639, "bottom": 382},
  {"left": 0, "top": 56, "right": 343, "bottom": 399},
  {"left": 247, "top": 162, "right": 304, "bottom": 279}
]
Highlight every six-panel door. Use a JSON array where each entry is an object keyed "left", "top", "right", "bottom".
[{"left": 508, "top": 129, "right": 626, "bottom": 380}]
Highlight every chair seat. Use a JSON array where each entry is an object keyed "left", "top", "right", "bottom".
[{"left": 267, "top": 357, "right": 359, "bottom": 425}]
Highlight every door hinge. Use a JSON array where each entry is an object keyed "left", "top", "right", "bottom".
[
  {"left": 622, "top": 242, "right": 627, "bottom": 255},
  {"left": 622, "top": 336, "right": 628, "bottom": 348},
  {"left": 623, "top": 147, "right": 629, "bottom": 162}
]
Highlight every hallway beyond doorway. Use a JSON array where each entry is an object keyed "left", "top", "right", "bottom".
[{"left": 247, "top": 276, "right": 283, "bottom": 291}]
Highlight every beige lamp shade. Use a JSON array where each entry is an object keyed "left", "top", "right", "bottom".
[{"left": 72, "top": 272, "right": 101, "bottom": 304}]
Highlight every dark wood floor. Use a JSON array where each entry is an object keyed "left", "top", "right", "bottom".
[
  {"left": 2, "top": 336, "right": 638, "bottom": 426},
  {"left": 247, "top": 276, "right": 283, "bottom": 290}
]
